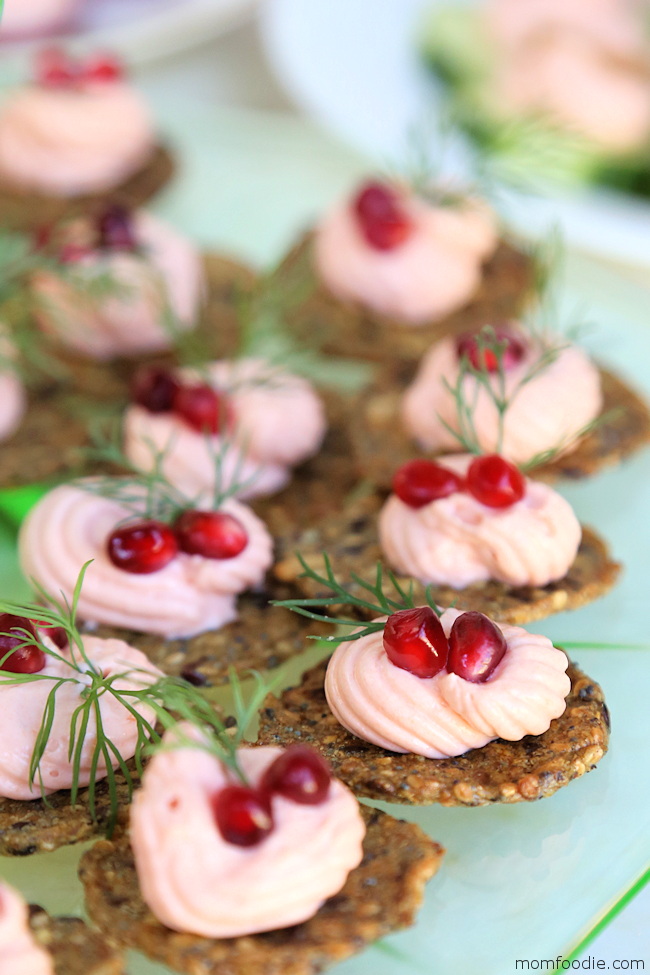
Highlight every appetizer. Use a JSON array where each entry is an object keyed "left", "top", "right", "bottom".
[
  {"left": 0, "top": 50, "right": 174, "bottom": 229},
  {"left": 260, "top": 575, "right": 610, "bottom": 805}
]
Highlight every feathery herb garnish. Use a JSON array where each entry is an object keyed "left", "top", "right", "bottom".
[
  {"left": 0, "top": 565, "right": 277, "bottom": 831},
  {"left": 272, "top": 554, "right": 441, "bottom": 645}
]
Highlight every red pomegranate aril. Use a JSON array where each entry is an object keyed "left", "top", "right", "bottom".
[
  {"left": 383, "top": 606, "right": 449, "bottom": 679},
  {"left": 174, "top": 510, "right": 248, "bottom": 560},
  {"left": 467, "top": 455, "right": 525, "bottom": 509},
  {"left": 0, "top": 615, "right": 45, "bottom": 674},
  {"left": 97, "top": 205, "right": 137, "bottom": 251},
  {"left": 107, "top": 520, "right": 178, "bottom": 574},
  {"left": 456, "top": 327, "right": 527, "bottom": 373},
  {"left": 393, "top": 459, "right": 464, "bottom": 508},
  {"left": 32, "top": 619, "right": 68, "bottom": 650},
  {"left": 59, "top": 243, "right": 91, "bottom": 264},
  {"left": 173, "top": 383, "right": 231, "bottom": 435},
  {"left": 260, "top": 745, "right": 331, "bottom": 806},
  {"left": 213, "top": 785, "right": 273, "bottom": 847},
  {"left": 131, "top": 367, "right": 180, "bottom": 414},
  {"left": 353, "top": 181, "right": 413, "bottom": 251},
  {"left": 448, "top": 611, "right": 507, "bottom": 683},
  {"left": 35, "top": 49, "right": 77, "bottom": 87},
  {"left": 83, "top": 54, "right": 124, "bottom": 83}
]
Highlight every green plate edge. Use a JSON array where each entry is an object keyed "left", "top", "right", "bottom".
[{"left": 0, "top": 483, "right": 49, "bottom": 526}]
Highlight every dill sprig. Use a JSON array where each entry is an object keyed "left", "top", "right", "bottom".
[
  {"left": 236, "top": 257, "right": 372, "bottom": 394},
  {"left": 81, "top": 418, "right": 257, "bottom": 518},
  {"left": 440, "top": 324, "right": 569, "bottom": 455},
  {"left": 272, "top": 554, "right": 441, "bottom": 645},
  {"left": 0, "top": 565, "right": 277, "bottom": 832}
]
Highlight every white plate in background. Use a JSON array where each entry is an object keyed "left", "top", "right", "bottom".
[
  {"left": 0, "top": 0, "right": 258, "bottom": 81},
  {"left": 260, "top": 0, "right": 650, "bottom": 273}
]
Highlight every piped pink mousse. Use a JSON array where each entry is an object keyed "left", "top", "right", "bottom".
[
  {"left": 380, "top": 454, "right": 581, "bottom": 589},
  {"left": 32, "top": 211, "right": 204, "bottom": 360},
  {"left": 0, "top": 884, "right": 52, "bottom": 975},
  {"left": 124, "top": 358, "right": 327, "bottom": 501},
  {"left": 0, "top": 78, "right": 155, "bottom": 196},
  {"left": 325, "top": 609, "right": 570, "bottom": 758},
  {"left": 403, "top": 330, "right": 603, "bottom": 465},
  {"left": 314, "top": 181, "right": 498, "bottom": 324},
  {"left": 18, "top": 484, "right": 274, "bottom": 639},
  {"left": 130, "top": 735, "right": 365, "bottom": 938},
  {"left": 0, "top": 634, "right": 162, "bottom": 801}
]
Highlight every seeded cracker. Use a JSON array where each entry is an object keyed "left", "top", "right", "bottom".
[
  {"left": 28, "top": 905, "right": 125, "bottom": 975},
  {"left": 0, "top": 145, "right": 175, "bottom": 232},
  {"left": 79, "top": 806, "right": 444, "bottom": 975},
  {"left": 280, "top": 233, "right": 534, "bottom": 368},
  {"left": 89, "top": 592, "right": 332, "bottom": 689},
  {"left": 257, "top": 660, "right": 609, "bottom": 806},
  {"left": 350, "top": 366, "right": 650, "bottom": 489}
]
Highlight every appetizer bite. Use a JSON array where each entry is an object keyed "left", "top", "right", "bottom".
[
  {"left": 0, "top": 49, "right": 174, "bottom": 229},
  {"left": 280, "top": 172, "right": 534, "bottom": 366},
  {"left": 260, "top": 570, "right": 610, "bottom": 806},
  {"left": 422, "top": 0, "right": 650, "bottom": 196},
  {"left": 31, "top": 205, "right": 205, "bottom": 361},
  {"left": 0, "top": 882, "right": 124, "bottom": 975},
  {"left": 124, "top": 358, "right": 327, "bottom": 501},
  {"left": 80, "top": 721, "right": 444, "bottom": 975}
]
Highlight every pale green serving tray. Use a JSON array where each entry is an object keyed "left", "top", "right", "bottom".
[{"left": 0, "top": 97, "right": 648, "bottom": 974}]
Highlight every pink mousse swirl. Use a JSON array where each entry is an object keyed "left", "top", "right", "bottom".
[
  {"left": 0, "top": 884, "right": 52, "bottom": 975},
  {"left": 18, "top": 484, "right": 273, "bottom": 639},
  {"left": 324, "top": 609, "right": 570, "bottom": 758},
  {"left": 0, "top": 82, "right": 154, "bottom": 196},
  {"left": 131, "top": 736, "right": 366, "bottom": 938},
  {"left": 379, "top": 455, "right": 581, "bottom": 588},
  {"left": 0, "top": 0, "right": 80, "bottom": 38},
  {"left": 0, "top": 635, "right": 162, "bottom": 800},
  {"left": 402, "top": 333, "right": 603, "bottom": 465},
  {"left": 124, "top": 358, "right": 326, "bottom": 501},
  {"left": 32, "top": 211, "right": 204, "bottom": 360},
  {"left": 314, "top": 190, "right": 497, "bottom": 324}
]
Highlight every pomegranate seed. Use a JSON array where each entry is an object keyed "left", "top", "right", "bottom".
[
  {"left": 466, "top": 455, "right": 525, "bottom": 509},
  {"left": 97, "top": 205, "right": 137, "bottom": 251},
  {"left": 173, "top": 383, "right": 231, "bottom": 435},
  {"left": 456, "top": 327, "right": 527, "bottom": 373},
  {"left": 212, "top": 785, "right": 273, "bottom": 847},
  {"left": 393, "top": 459, "right": 464, "bottom": 508},
  {"left": 35, "top": 49, "right": 77, "bottom": 88},
  {"left": 448, "top": 611, "right": 507, "bottom": 683},
  {"left": 174, "top": 510, "right": 248, "bottom": 560},
  {"left": 83, "top": 54, "right": 124, "bottom": 83},
  {"left": 33, "top": 226, "right": 52, "bottom": 252},
  {"left": 353, "top": 181, "right": 412, "bottom": 251},
  {"left": 32, "top": 619, "right": 68, "bottom": 650},
  {"left": 0, "top": 615, "right": 45, "bottom": 674},
  {"left": 59, "top": 243, "right": 91, "bottom": 264},
  {"left": 131, "top": 367, "right": 180, "bottom": 414},
  {"left": 383, "top": 607, "right": 449, "bottom": 679},
  {"left": 107, "top": 520, "right": 178, "bottom": 574},
  {"left": 260, "top": 745, "right": 331, "bottom": 805}
]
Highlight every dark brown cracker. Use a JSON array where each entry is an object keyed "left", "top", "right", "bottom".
[
  {"left": 350, "top": 367, "right": 650, "bottom": 490},
  {"left": 79, "top": 806, "right": 444, "bottom": 975},
  {"left": 0, "top": 768, "right": 134, "bottom": 856},
  {"left": 88, "top": 591, "right": 331, "bottom": 689},
  {"left": 29, "top": 906, "right": 125, "bottom": 975},
  {"left": 257, "top": 660, "right": 610, "bottom": 806},
  {"left": 0, "top": 252, "right": 256, "bottom": 488},
  {"left": 271, "top": 492, "right": 621, "bottom": 627},
  {"left": 0, "top": 144, "right": 175, "bottom": 232},
  {"left": 280, "top": 234, "right": 534, "bottom": 370}
]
